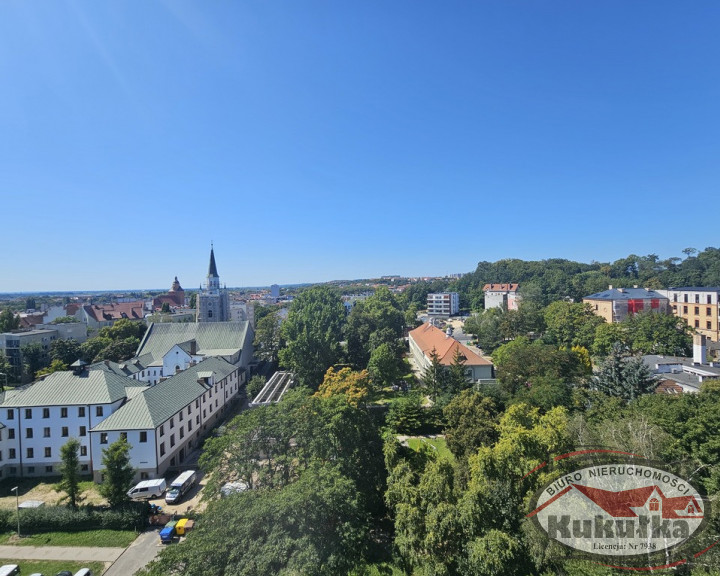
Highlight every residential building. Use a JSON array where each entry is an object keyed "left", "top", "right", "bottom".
[
  {"left": 426, "top": 292, "right": 460, "bottom": 317},
  {"left": 196, "top": 246, "right": 230, "bottom": 323},
  {"left": 483, "top": 284, "right": 520, "bottom": 310},
  {"left": 657, "top": 287, "right": 720, "bottom": 342},
  {"left": 643, "top": 335, "right": 720, "bottom": 394},
  {"left": 583, "top": 286, "right": 669, "bottom": 323},
  {"left": 409, "top": 323, "right": 494, "bottom": 381},
  {"left": 70, "top": 301, "right": 146, "bottom": 329},
  {"left": 0, "top": 329, "right": 58, "bottom": 381}
]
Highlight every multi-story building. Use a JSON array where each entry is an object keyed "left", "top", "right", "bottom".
[
  {"left": 583, "top": 286, "right": 669, "bottom": 323},
  {"left": 0, "top": 356, "right": 242, "bottom": 482},
  {"left": 426, "top": 292, "right": 460, "bottom": 317},
  {"left": 658, "top": 287, "right": 720, "bottom": 342},
  {"left": 483, "top": 284, "right": 520, "bottom": 310}
]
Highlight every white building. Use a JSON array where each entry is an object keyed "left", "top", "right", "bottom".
[
  {"left": 483, "top": 284, "right": 520, "bottom": 310},
  {"left": 426, "top": 292, "right": 460, "bottom": 317}
]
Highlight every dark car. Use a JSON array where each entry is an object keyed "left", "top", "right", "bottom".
[{"left": 55, "top": 572, "right": 73, "bottom": 576}]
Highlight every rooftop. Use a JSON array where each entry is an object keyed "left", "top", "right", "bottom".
[
  {"left": 584, "top": 287, "right": 667, "bottom": 301},
  {"left": 409, "top": 323, "right": 492, "bottom": 366}
]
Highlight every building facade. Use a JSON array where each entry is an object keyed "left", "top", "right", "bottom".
[
  {"left": 583, "top": 286, "right": 669, "bottom": 323},
  {"left": 427, "top": 292, "right": 460, "bottom": 317},
  {"left": 658, "top": 287, "right": 720, "bottom": 342},
  {"left": 483, "top": 284, "right": 520, "bottom": 310},
  {"left": 196, "top": 247, "right": 230, "bottom": 323}
]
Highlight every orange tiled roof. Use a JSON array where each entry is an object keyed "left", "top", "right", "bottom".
[
  {"left": 483, "top": 283, "right": 519, "bottom": 292},
  {"left": 83, "top": 301, "right": 145, "bottom": 322},
  {"left": 409, "top": 323, "right": 492, "bottom": 366}
]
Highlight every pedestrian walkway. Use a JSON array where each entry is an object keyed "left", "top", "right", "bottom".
[
  {"left": 103, "top": 529, "right": 163, "bottom": 576},
  {"left": 0, "top": 544, "right": 124, "bottom": 562}
]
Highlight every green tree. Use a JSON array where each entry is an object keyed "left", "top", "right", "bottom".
[
  {"left": 253, "top": 309, "right": 284, "bottom": 363},
  {"left": 0, "top": 308, "right": 20, "bottom": 332},
  {"left": 447, "top": 346, "right": 470, "bottom": 394},
  {"left": 624, "top": 310, "right": 692, "bottom": 355},
  {"left": 35, "top": 358, "right": 69, "bottom": 377},
  {"left": 50, "top": 338, "right": 82, "bottom": 366},
  {"left": 367, "top": 341, "right": 402, "bottom": 390},
  {"left": 0, "top": 352, "right": 13, "bottom": 388},
  {"left": 93, "top": 337, "right": 140, "bottom": 363},
  {"left": 160, "top": 302, "right": 171, "bottom": 313},
  {"left": 592, "top": 322, "right": 629, "bottom": 357},
  {"left": 464, "top": 309, "right": 505, "bottom": 353},
  {"left": 593, "top": 344, "right": 657, "bottom": 401},
  {"left": 59, "top": 438, "right": 82, "bottom": 509},
  {"left": 79, "top": 336, "right": 113, "bottom": 363},
  {"left": 543, "top": 301, "right": 604, "bottom": 350},
  {"left": 98, "top": 436, "right": 135, "bottom": 508},
  {"left": 246, "top": 374, "right": 266, "bottom": 401},
  {"left": 99, "top": 318, "right": 147, "bottom": 342},
  {"left": 189, "top": 292, "right": 197, "bottom": 309},
  {"left": 422, "top": 348, "right": 446, "bottom": 402},
  {"left": 279, "top": 286, "right": 345, "bottom": 388},
  {"left": 25, "top": 297, "right": 36, "bottom": 310},
  {"left": 21, "top": 341, "right": 49, "bottom": 382},
  {"left": 50, "top": 316, "right": 78, "bottom": 324}
]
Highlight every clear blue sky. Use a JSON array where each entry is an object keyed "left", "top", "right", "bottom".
[{"left": 1, "top": 1, "right": 718, "bottom": 292}]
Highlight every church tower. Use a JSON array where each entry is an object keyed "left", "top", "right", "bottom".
[{"left": 196, "top": 245, "right": 230, "bottom": 322}]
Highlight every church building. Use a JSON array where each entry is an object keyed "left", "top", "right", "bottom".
[{"left": 196, "top": 246, "right": 230, "bottom": 322}]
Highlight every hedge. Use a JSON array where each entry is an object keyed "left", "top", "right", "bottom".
[{"left": 0, "top": 502, "right": 147, "bottom": 534}]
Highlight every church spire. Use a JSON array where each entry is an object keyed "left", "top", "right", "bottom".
[{"left": 208, "top": 245, "right": 219, "bottom": 278}]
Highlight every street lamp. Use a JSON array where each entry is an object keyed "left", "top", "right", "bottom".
[{"left": 10, "top": 486, "right": 20, "bottom": 538}]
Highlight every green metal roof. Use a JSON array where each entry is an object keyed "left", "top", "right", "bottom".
[
  {"left": 92, "top": 357, "right": 237, "bottom": 431},
  {"left": 135, "top": 322, "right": 251, "bottom": 363},
  {"left": 0, "top": 370, "right": 146, "bottom": 408}
]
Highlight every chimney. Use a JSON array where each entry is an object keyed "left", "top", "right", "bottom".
[
  {"left": 190, "top": 340, "right": 197, "bottom": 355},
  {"left": 693, "top": 334, "right": 707, "bottom": 365},
  {"left": 608, "top": 285, "right": 613, "bottom": 290}
]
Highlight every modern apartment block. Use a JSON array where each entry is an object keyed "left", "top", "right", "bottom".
[
  {"left": 426, "top": 292, "right": 460, "bottom": 317},
  {"left": 658, "top": 287, "right": 720, "bottom": 342}
]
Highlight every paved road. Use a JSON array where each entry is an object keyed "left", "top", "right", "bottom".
[
  {"left": 0, "top": 544, "right": 124, "bottom": 561},
  {"left": 104, "top": 529, "right": 163, "bottom": 576}
]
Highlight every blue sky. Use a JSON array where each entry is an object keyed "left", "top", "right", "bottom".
[{"left": 1, "top": 1, "right": 718, "bottom": 292}]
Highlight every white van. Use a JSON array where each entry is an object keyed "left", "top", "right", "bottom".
[
  {"left": 74, "top": 569, "right": 93, "bottom": 576},
  {"left": 127, "top": 478, "right": 167, "bottom": 500},
  {"left": 0, "top": 565, "right": 19, "bottom": 576}
]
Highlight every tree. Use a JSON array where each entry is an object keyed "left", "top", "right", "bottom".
[
  {"left": 35, "top": 358, "right": 69, "bottom": 377},
  {"left": 253, "top": 310, "right": 284, "bottom": 363},
  {"left": 0, "top": 308, "right": 20, "bottom": 332},
  {"left": 50, "top": 338, "right": 82, "bottom": 366},
  {"left": 367, "top": 342, "right": 402, "bottom": 390},
  {"left": 98, "top": 318, "right": 147, "bottom": 342},
  {"left": 593, "top": 344, "right": 657, "bottom": 401},
  {"left": 279, "top": 286, "right": 345, "bottom": 388},
  {"left": 246, "top": 374, "right": 266, "bottom": 401},
  {"left": 624, "top": 310, "right": 692, "bottom": 356},
  {"left": 464, "top": 309, "right": 506, "bottom": 353},
  {"left": 98, "top": 436, "right": 135, "bottom": 508},
  {"left": 189, "top": 292, "right": 197, "bottom": 309},
  {"left": 160, "top": 302, "right": 171, "bottom": 313},
  {"left": 59, "top": 438, "right": 82, "bottom": 509},
  {"left": 422, "top": 348, "right": 446, "bottom": 402},
  {"left": 21, "top": 341, "right": 49, "bottom": 382},
  {"left": 315, "top": 366, "right": 371, "bottom": 408},
  {"left": 447, "top": 346, "right": 470, "bottom": 394},
  {"left": 50, "top": 316, "right": 78, "bottom": 324},
  {"left": 93, "top": 337, "right": 140, "bottom": 363},
  {"left": 543, "top": 301, "right": 604, "bottom": 350},
  {"left": 25, "top": 297, "right": 36, "bottom": 310},
  {"left": 0, "top": 352, "right": 13, "bottom": 387},
  {"left": 79, "top": 337, "right": 113, "bottom": 362},
  {"left": 592, "top": 322, "right": 629, "bottom": 357}
]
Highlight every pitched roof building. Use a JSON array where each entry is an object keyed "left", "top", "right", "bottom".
[
  {"left": 483, "top": 283, "right": 520, "bottom": 311},
  {"left": 583, "top": 286, "right": 669, "bottom": 323},
  {"left": 408, "top": 323, "right": 493, "bottom": 382}
]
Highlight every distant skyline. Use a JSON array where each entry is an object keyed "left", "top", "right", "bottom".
[{"left": 1, "top": 2, "right": 718, "bottom": 292}]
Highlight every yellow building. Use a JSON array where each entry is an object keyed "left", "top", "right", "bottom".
[
  {"left": 659, "top": 288, "right": 720, "bottom": 342},
  {"left": 583, "top": 286, "right": 669, "bottom": 323}
]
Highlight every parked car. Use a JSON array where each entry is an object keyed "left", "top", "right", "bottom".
[{"left": 55, "top": 572, "right": 72, "bottom": 576}]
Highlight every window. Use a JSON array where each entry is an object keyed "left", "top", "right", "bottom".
[
  {"left": 195, "top": 400, "right": 199, "bottom": 409},
  {"left": 81, "top": 464, "right": 88, "bottom": 472},
  {"left": 188, "top": 420, "right": 192, "bottom": 431},
  {"left": 7, "top": 410, "right": 13, "bottom": 420},
  {"left": 141, "top": 472, "right": 149, "bottom": 479},
  {"left": 96, "top": 406, "right": 103, "bottom": 417},
  {"left": 44, "top": 447, "right": 51, "bottom": 458},
  {"left": 62, "top": 427, "right": 69, "bottom": 437},
  {"left": 9, "top": 449, "right": 15, "bottom": 459},
  {"left": 695, "top": 294, "right": 700, "bottom": 303},
  {"left": 708, "top": 295, "right": 713, "bottom": 304},
  {"left": 8, "top": 429, "right": 14, "bottom": 440},
  {"left": 695, "top": 320, "right": 700, "bottom": 328},
  {"left": 27, "top": 448, "right": 34, "bottom": 458},
  {"left": 80, "top": 446, "right": 87, "bottom": 456},
  {"left": 45, "top": 466, "right": 53, "bottom": 473},
  {"left": 25, "top": 408, "right": 32, "bottom": 419},
  {"left": 120, "top": 432, "right": 127, "bottom": 440},
  {"left": 170, "top": 417, "right": 174, "bottom": 429},
  {"left": 684, "top": 294, "right": 689, "bottom": 303},
  {"left": 179, "top": 411, "right": 183, "bottom": 421},
  {"left": 673, "top": 293, "right": 678, "bottom": 302},
  {"left": 43, "top": 427, "right": 50, "bottom": 437},
  {"left": 708, "top": 321, "right": 712, "bottom": 330},
  {"left": 27, "top": 466, "right": 35, "bottom": 474},
  {"left": 170, "top": 434, "right": 175, "bottom": 447},
  {"left": 180, "top": 428, "right": 184, "bottom": 439},
  {"left": 0, "top": 451, "right": 2, "bottom": 461},
  {"left": 78, "top": 406, "right": 86, "bottom": 417},
  {"left": 160, "top": 425, "right": 165, "bottom": 436},
  {"left": 43, "top": 408, "right": 50, "bottom": 418},
  {"left": 140, "top": 431, "right": 147, "bottom": 443},
  {"left": 695, "top": 307, "right": 700, "bottom": 315},
  {"left": 188, "top": 406, "right": 191, "bottom": 415},
  {"left": 683, "top": 306, "right": 688, "bottom": 314},
  {"left": 707, "top": 307, "right": 712, "bottom": 316},
  {"left": 26, "top": 428, "right": 33, "bottom": 439},
  {"left": 100, "top": 433, "right": 108, "bottom": 444},
  {"left": 196, "top": 415, "right": 200, "bottom": 425},
  {"left": 79, "top": 426, "right": 86, "bottom": 436},
  {"left": 61, "top": 407, "right": 68, "bottom": 418},
  {"left": 160, "top": 443, "right": 166, "bottom": 456}
]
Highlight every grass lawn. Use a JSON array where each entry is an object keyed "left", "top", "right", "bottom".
[
  {"left": 0, "top": 529, "right": 138, "bottom": 547},
  {"left": 0, "top": 558, "right": 105, "bottom": 575},
  {"left": 406, "top": 436, "right": 453, "bottom": 461}
]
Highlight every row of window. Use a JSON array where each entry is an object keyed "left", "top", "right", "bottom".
[
  {"left": 674, "top": 306, "right": 715, "bottom": 317},
  {"left": 673, "top": 293, "right": 714, "bottom": 304},
  {"left": 8, "top": 406, "right": 101, "bottom": 420},
  {"left": 3, "top": 444, "right": 88, "bottom": 460}
]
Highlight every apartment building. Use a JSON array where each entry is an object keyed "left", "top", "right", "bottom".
[
  {"left": 483, "top": 284, "right": 520, "bottom": 311},
  {"left": 658, "top": 288, "right": 720, "bottom": 342},
  {"left": 583, "top": 286, "right": 669, "bottom": 323},
  {"left": 427, "top": 292, "right": 460, "bottom": 317}
]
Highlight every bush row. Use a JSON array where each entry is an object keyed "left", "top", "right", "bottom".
[{"left": 0, "top": 502, "right": 147, "bottom": 534}]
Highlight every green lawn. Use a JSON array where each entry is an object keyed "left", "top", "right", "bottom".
[
  {"left": 0, "top": 558, "right": 105, "bottom": 575},
  {"left": 405, "top": 436, "right": 452, "bottom": 461},
  {"left": 0, "top": 528, "right": 137, "bottom": 547}
]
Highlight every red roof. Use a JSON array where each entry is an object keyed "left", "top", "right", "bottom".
[
  {"left": 483, "top": 283, "right": 519, "bottom": 292},
  {"left": 83, "top": 301, "right": 145, "bottom": 322},
  {"left": 572, "top": 484, "right": 703, "bottom": 519},
  {"left": 409, "top": 323, "right": 492, "bottom": 366}
]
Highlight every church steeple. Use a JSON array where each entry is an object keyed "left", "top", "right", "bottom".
[
  {"left": 197, "top": 244, "right": 230, "bottom": 323},
  {"left": 208, "top": 244, "right": 219, "bottom": 278}
]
